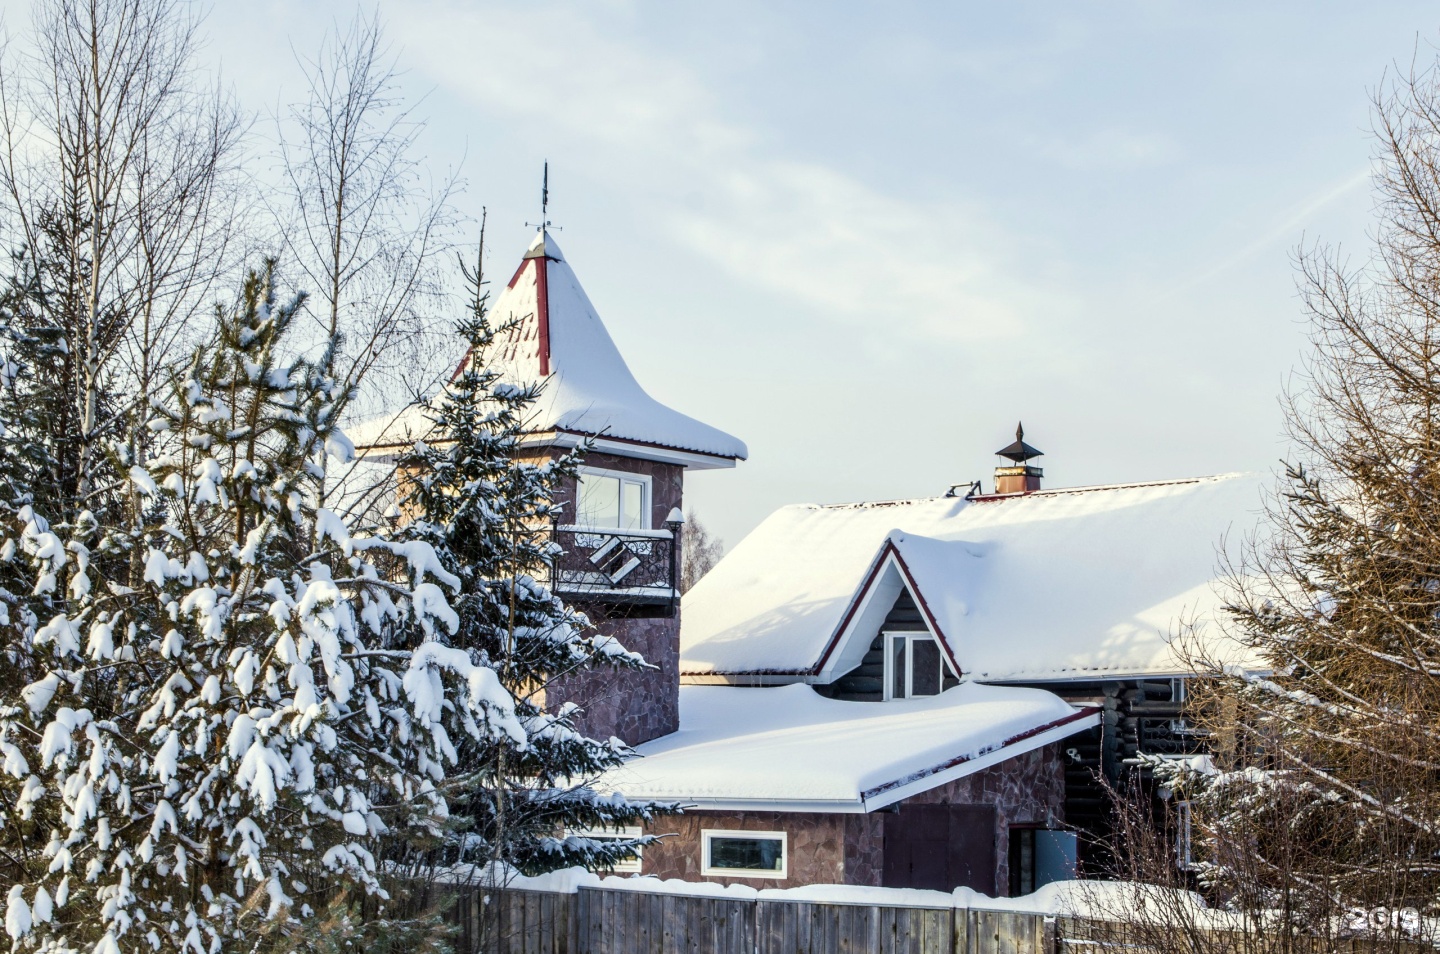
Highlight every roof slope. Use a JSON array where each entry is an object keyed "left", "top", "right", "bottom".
[
  {"left": 602, "top": 683, "right": 1097, "bottom": 811},
  {"left": 348, "top": 232, "right": 747, "bottom": 463},
  {"left": 680, "top": 474, "right": 1266, "bottom": 683}
]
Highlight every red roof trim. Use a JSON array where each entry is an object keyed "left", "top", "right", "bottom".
[
  {"left": 887, "top": 544, "right": 963, "bottom": 678},
  {"left": 965, "top": 476, "right": 1206, "bottom": 504},
  {"left": 506, "top": 258, "right": 528, "bottom": 289},
  {"left": 810, "top": 540, "right": 896, "bottom": 676},
  {"left": 859, "top": 706, "right": 1100, "bottom": 803},
  {"left": 535, "top": 255, "right": 551, "bottom": 376}
]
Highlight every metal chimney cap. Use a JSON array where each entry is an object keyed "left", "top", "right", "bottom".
[{"left": 995, "top": 421, "right": 1044, "bottom": 463}]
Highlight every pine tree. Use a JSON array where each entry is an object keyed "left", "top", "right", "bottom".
[
  {"left": 391, "top": 250, "right": 677, "bottom": 884},
  {"left": 0, "top": 262, "right": 532, "bottom": 952}
]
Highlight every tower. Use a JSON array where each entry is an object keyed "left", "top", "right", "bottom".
[{"left": 353, "top": 228, "right": 746, "bottom": 744}]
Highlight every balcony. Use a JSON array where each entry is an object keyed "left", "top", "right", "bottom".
[{"left": 549, "top": 524, "right": 678, "bottom": 615}]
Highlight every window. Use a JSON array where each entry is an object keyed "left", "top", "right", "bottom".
[
  {"left": 884, "top": 633, "right": 957, "bottom": 700},
  {"left": 701, "top": 830, "right": 787, "bottom": 879},
  {"left": 1009, "top": 827, "right": 1037, "bottom": 896},
  {"left": 1175, "top": 800, "right": 1192, "bottom": 870},
  {"left": 575, "top": 469, "right": 650, "bottom": 530},
  {"left": 569, "top": 825, "right": 643, "bottom": 874}
]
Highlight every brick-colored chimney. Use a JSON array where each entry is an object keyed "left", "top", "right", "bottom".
[{"left": 994, "top": 422, "right": 1044, "bottom": 494}]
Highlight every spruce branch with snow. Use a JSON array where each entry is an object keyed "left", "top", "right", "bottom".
[
  {"left": 389, "top": 254, "right": 678, "bottom": 881},
  {"left": 0, "top": 262, "right": 537, "bottom": 952}
]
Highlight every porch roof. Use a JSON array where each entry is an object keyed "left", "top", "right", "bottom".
[{"left": 601, "top": 683, "right": 1098, "bottom": 812}]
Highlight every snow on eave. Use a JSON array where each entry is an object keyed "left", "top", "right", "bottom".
[
  {"left": 859, "top": 706, "right": 1099, "bottom": 810},
  {"left": 606, "top": 684, "right": 1099, "bottom": 812}
]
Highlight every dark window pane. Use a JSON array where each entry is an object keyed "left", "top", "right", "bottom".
[
  {"left": 912, "top": 639, "right": 941, "bottom": 696},
  {"left": 709, "top": 836, "right": 784, "bottom": 872},
  {"left": 891, "top": 638, "right": 907, "bottom": 699}
]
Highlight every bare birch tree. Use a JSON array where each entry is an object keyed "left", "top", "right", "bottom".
[
  {"left": 276, "top": 12, "right": 460, "bottom": 423},
  {"left": 0, "top": 0, "right": 246, "bottom": 514},
  {"left": 680, "top": 509, "right": 723, "bottom": 593},
  {"left": 1146, "top": 54, "right": 1440, "bottom": 951}
]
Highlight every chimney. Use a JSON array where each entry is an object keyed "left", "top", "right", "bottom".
[{"left": 994, "top": 422, "right": 1043, "bottom": 494}]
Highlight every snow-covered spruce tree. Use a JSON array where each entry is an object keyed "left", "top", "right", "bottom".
[
  {"left": 1160, "top": 61, "right": 1440, "bottom": 947},
  {"left": 0, "top": 262, "right": 527, "bottom": 953},
  {"left": 390, "top": 255, "right": 676, "bottom": 886}
]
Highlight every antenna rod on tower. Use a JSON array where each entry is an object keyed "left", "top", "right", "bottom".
[{"left": 526, "top": 162, "right": 562, "bottom": 234}]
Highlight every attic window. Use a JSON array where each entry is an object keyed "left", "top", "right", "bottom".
[
  {"left": 884, "top": 633, "right": 957, "bottom": 700},
  {"left": 576, "top": 468, "right": 650, "bottom": 530}
]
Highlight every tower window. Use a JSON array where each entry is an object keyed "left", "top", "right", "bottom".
[
  {"left": 575, "top": 469, "right": 650, "bottom": 530},
  {"left": 884, "top": 633, "right": 957, "bottom": 700}
]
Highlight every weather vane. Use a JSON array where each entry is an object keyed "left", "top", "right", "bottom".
[{"left": 526, "top": 161, "right": 562, "bottom": 234}]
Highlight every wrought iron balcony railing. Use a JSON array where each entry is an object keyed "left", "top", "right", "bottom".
[{"left": 548, "top": 523, "right": 678, "bottom": 611}]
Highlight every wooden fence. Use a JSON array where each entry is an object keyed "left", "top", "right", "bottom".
[{"left": 455, "top": 886, "right": 1060, "bottom": 954}]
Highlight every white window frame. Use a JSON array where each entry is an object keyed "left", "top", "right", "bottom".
[
  {"left": 574, "top": 466, "right": 652, "bottom": 531},
  {"left": 701, "top": 829, "right": 788, "bottom": 879},
  {"left": 883, "top": 632, "right": 955, "bottom": 701},
  {"left": 568, "top": 825, "right": 643, "bottom": 874}
]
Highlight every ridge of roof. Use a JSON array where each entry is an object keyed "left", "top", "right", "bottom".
[{"left": 805, "top": 473, "right": 1247, "bottom": 513}]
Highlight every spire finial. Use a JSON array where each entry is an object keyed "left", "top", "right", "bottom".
[
  {"left": 1016, "top": 421, "right": 1024, "bottom": 442},
  {"left": 526, "top": 161, "right": 563, "bottom": 235}
]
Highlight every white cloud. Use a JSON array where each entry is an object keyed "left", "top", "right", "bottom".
[
  {"left": 395, "top": 0, "right": 1068, "bottom": 343},
  {"left": 1030, "top": 128, "right": 1182, "bottom": 171}
]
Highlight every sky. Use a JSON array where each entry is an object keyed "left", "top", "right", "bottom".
[{"left": 9, "top": 0, "right": 1439, "bottom": 550}]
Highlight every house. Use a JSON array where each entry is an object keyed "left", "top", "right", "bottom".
[
  {"left": 352, "top": 226, "right": 1261, "bottom": 897},
  {"left": 667, "top": 461, "right": 1264, "bottom": 887}
]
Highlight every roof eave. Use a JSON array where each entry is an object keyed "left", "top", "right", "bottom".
[
  {"left": 859, "top": 707, "right": 1101, "bottom": 811},
  {"left": 611, "top": 706, "right": 1101, "bottom": 814},
  {"left": 352, "top": 426, "right": 745, "bottom": 470}
]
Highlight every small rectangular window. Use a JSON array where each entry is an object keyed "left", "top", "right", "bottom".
[
  {"left": 701, "top": 829, "right": 787, "bottom": 879},
  {"left": 568, "top": 826, "right": 643, "bottom": 874},
  {"left": 621, "top": 480, "right": 644, "bottom": 530}
]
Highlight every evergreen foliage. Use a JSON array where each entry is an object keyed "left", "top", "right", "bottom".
[
  {"left": 0, "top": 256, "right": 672, "bottom": 953},
  {"left": 1160, "top": 63, "right": 1440, "bottom": 944},
  {"left": 390, "top": 252, "right": 676, "bottom": 880}
]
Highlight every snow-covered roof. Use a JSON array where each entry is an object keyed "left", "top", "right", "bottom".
[
  {"left": 680, "top": 474, "right": 1267, "bottom": 683},
  {"left": 602, "top": 683, "right": 1097, "bottom": 812},
  {"left": 347, "top": 231, "right": 747, "bottom": 468}
]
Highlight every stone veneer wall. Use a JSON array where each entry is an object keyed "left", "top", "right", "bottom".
[
  {"left": 637, "top": 743, "right": 1066, "bottom": 893},
  {"left": 542, "top": 451, "right": 685, "bottom": 746},
  {"left": 548, "top": 615, "right": 680, "bottom": 744}
]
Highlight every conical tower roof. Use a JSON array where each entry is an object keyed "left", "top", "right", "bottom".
[{"left": 349, "top": 231, "right": 747, "bottom": 467}]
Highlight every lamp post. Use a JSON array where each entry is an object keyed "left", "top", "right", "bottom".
[{"left": 664, "top": 507, "right": 685, "bottom": 618}]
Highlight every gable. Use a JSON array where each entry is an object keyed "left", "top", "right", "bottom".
[{"left": 813, "top": 542, "right": 963, "bottom": 685}]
